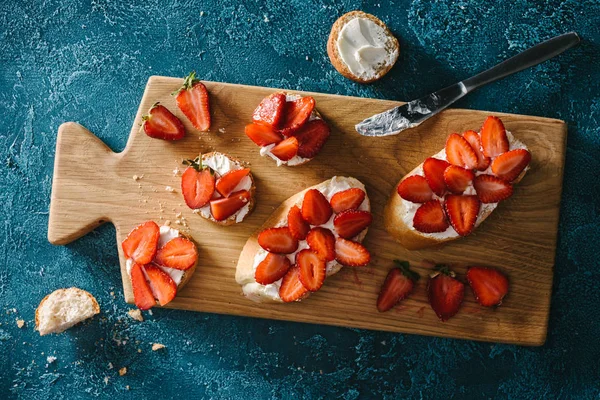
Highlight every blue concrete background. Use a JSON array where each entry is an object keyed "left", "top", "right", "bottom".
[{"left": 1, "top": 0, "right": 599, "bottom": 398}]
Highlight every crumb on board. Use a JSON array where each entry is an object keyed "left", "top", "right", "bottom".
[
  {"left": 16, "top": 319, "right": 25, "bottom": 328},
  {"left": 164, "top": 220, "right": 171, "bottom": 226},
  {"left": 173, "top": 167, "right": 179, "bottom": 176},
  {"left": 133, "top": 175, "right": 143, "bottom": 181},
  {"left": 165, "top": 186, "right": 175, "bottom": 193},
  {"left": 218, "top": 128, "right": 226, "bottom": 134},
  {"left": 119, "top": 367, "right": 127, "bottom": 376},
  {"left": 152, "top": 343, "right": 166, "bottom": 351},
  {"left": 127, "top": 309, "right": 144, "bottom": 322}
]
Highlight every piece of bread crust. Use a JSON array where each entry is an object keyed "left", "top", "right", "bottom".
[
  {"left": 35, "top": 288, "right": 100, "bottom": 336},
  {"left": 327, "top": 11, "right": 399, "bottom": 84}
]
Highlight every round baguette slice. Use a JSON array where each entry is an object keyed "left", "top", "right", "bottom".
[{"left": 35, "top": 288, "right": 100, "bottom": 336}]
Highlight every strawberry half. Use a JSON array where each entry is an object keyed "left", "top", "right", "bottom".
[
  {"left": 463, "top": 130, "right": 490, "bottom": 170},
  {"left": 306, "top": 227, "right": 335, "bottom": 261},
  {"left": 209, "top": 189, "right": 251, "bottom": 221},
  {"left": 144, "top": 264, "right": 177, "bottom": 306},
  {"left": 397, "top": 175, "right": 434, "bottom": 203},
  {"left": 173, "top": 71, "right": 210, "bottom": 131},
  {"left": 428, "top": 265, "right": 465, "bottom": 321},
  {"left": 333, "top": 209, "right": 373, "bottom": 239},
  {"left": 254, "top": 252, "right": 291, "bottom": 285},
  {"left": 295, "top": 119, "right": 331, "bottom": 159},
  {"left": 215, "top": 168, "right": 251, "bottom": 198},
  {"left": 423, "top": 158, "right": 450, "bottom": 196},
  {"left": 444, "top": 195, "right": 480, "bottom": 236},
  {"left": 181, "top": 156, "right": 215, "bottom": 209},
  {"left": 302, "top": 189, "right": 333, "bottom": 225},
  {"left": 466, "top": 266, "right": 509, "bottom": 307},
  {"left": 446, "top": 133, "right": 478, "bottom": 169},
  {"left": 130, "top": 262, "right": 156, "bottom": 310},
  {"left": 279, "top": 266, "right": 309, "bottom": 302},
  {"left": 142, "top": 103, "right": 185, "bottom": 140},
  {"left": 288, "top": 205, "right": 310, "bottom": 240},
  {"left": 491, "top": 149, "right": 531, "bottom": 182},
  {"left": 473, "top": 175, "right": 513, "bottom": 203},
  {"left": 297, "top": 249, "right": 326, "bottom": 292},
  {"left": 377, "top": 260, "right": 420, "bottom": 313},
  {"left": 280, "top": 96, "right": 315, "bottom": 137},
  {"left": 330, "top": 188, "right": 366, "bottom": 213},
  {"left": 413, "top": 200, "right": 449, "bottom": 233},
  {"left": 252, "top": 92, "right": 286, "bottom": 128},
  {"left": 258, "top": 227, "right": 299, "bottom": 254},
  {"left": 122, "top": 221, "right": 160, "bottom": 265},
  {"left": 270, "top": 136, "right": 299, "bottom": 161},
  {"left": 154, "top": 237, "right": 198, "bottom": 271},
  {"left": 443, "top": 165, "right": 475, "bottom": 194},
  {"left": 335, "top": 238, "right": 370, "bottom": 267},
  {"left": 481, "top": 116, "right": 509, "bottom": 157},
  {"left": 245, "top": 123, "right": 283, "bottom": 146}
]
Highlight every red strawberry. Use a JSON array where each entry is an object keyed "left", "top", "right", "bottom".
[
  {"left": 173, "top": 71, "right": 210, "bottom": 131},
  {"left": 245, "top": 123, "right": 283, "bottom": 146},
  {"left": 154, "top": 237, "right": 198, "bottom": 271},
  {"left": 295, "top": 119, "right": 331, "bottom": 159},
  {"left": 473, "top": 175, "right": 513, "bottom": 203},
  {"left": 297, "top": 249, "right": 326, "bottom": 292},
  {"left": 280, "top": 96, "right": 315, "bottom": 136},
  {"left": 181, "top": 156, "right": 215, "bottom": 209},
  {"left": 428, "top": 266, "right": 465, "bottom": 321},
  {"left": 466, "top": 266, "right": 509, "bottom": 307},
  {"left": 142, "top": 103, "right": 185, "bottom": 140},
  {"left": 279, "top": 266, "right": 309, "bottom": 302},
  {"left": 463, "top": 130, "right": 490, "bottom": 170},
  {"left": 252, "top": 92, "right": 286, "bottom": 128},
  {"left": 306, "top": 227, "right": 335, "bottom": 261},
  {"left": 302, "top": 189, "right": 332, "bottom": 225},
  {"left": 333, "top": 209, "right": 373, "bottom": 239},
  {"left": 481, "top": 116, "right": 509, "bottom": 157},
  {"left": 215, "top": 168, "right": 251, "bottom": 197},
  {"left": 122, "top": 221, "right": 160, "bottom": 265},
  {"left": 143, "top": 264, "right": 177, "bottom": 306},
  {"left": 330, "top": 188, "right": 366, "bottom": 213},
  {"left": 335, "top": 238, "right": 370, "bottom": 267},
  {"left": 397, "top": 175, "right": 434, "bottom": 203},
  {"left": 423, "top": 158, "right": 450, "bottom": 196},
  {"left": 209, "top": 190, "right": 251, "bottom": 221},
  {"left": 130, "top": 262, "right": 156, "bottom": 310},
  {"left": 270, "top": 136, "right": 299, "bottom": 161},
  {"left": 258, "top": 227, "right": 298, "bottom": 254},
  {"left": 446, "top": 133, "right": 478, "bottom": 169},
  {"left": 443, "top": 165, "right": 475, "bottom": 194},
  {"left": 377, "top": 260, "right": 420, "bottom": 312},
  {"left": 444, "top": 195, "right": 480, "bottom": 236},
  {"left": 491, "top": 149, "right": 531, "bottom": 182},
  {"left": 413, "top": 200, "right": 449, "bottom": 233},
  {"left": 254, "top": 253, "right": 291, "bottom": 285},
  {"left": 288, "top": 205, "right": 310, "bottom": 240}
]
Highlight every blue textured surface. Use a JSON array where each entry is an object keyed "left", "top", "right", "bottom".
[{"left": 1, "top": 0, "right": 599, "bottom": 398}]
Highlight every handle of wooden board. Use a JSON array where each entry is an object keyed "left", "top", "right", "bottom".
[{"left": 48, "top": 122, "right": 122, "bottom": 245}]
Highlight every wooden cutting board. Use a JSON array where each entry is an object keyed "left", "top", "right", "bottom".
[{"left": 48, "top": 76, "right": 566, "bottom": 346}]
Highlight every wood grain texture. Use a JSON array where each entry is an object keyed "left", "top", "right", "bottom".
[{"left": 48, "top": 76, "right": 567, "bottom": 346}]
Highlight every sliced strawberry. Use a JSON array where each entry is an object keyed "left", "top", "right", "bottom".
[
  {"left": 209, "top": 189, "right": 251, "bottom": 221},
  {"left": 466, "top": 266, "right": 509, "bottom": 307},
  {"left": 333, "top": 209, "right": 373, "bottom": 239},
  {"left": 279, "top": 266, "right": 309, "bottom": 302},
  {"left": 446, "top": 133, "right": 478, "bottom": 169},
  {"left": 491, "top": 149, "right": 531, "bottom": 182},
  {"left": 481, "top": 116, "right": 509, "bottom": 157},
  {"left": 295, "top": 119, "right": 331, "bottom": 159},
  {"left": 444, "top": 195, "right": 480, "bottom": 236},
  {"left": 252, "top": 92, "right": 286, "bottom": 128},
  {"left": 473, "top": 175, "right": 513, "bottom": 203},
  {"left": 397, "top": 175, "right": 434, "bottom": 203},
  {"left": 245, "top": 123, "right": 283, "bottom": 146},
  {"left": 130, "top": 262, "right": 156, "bottom": 310},
  {"left": 335, "top": 238, "right": 370, "bottom": 267},
  {"left": 280, "top": 96, "right": 315, "bottom": 136},
  {"left": 122, "top": 221, "right": 160, "bottom": 265},
  {"left": 302, "top": 189, "right": 332, "bottom": 225},
  {"left": 306, "top": 227, "right": 335, "bottom": 261},
  {"left": 144, "top": 264, "right": 177, "bottom": 306},
  {"left": 181, "top": 156, "right": 215, "bottom": 209},
  {"left": 297, "top": 249, "right": 326, "bottom": 292},
  {"left": 173, "top": 71, "right": 210, "bottom": 131},
  {"left": 154, "top": 237, "right": 198, "bottom": 271},
  {"left": 254, "top": 253, "right": 291, "bottom": 285},
  {"left": 258, "top": 227, "right": 298, "bottom": 254},
  {"left": 428, "top": 266, "right": 465, "bottom": 321},
  {"left": 423, "top": 158, "right": 450, "bottom": 196},
  {"left": 215, "top": 168, "right": 251, "bottom": 197},
  {"left": 330, "top": 188, "right": 366, "bottom": 213},
  {"left": 142, "top": 103, "right": 185, "bottom": 140},
  {"left": 463, "top": 130, "right": 490, "bottom": 170},
  {"left": 413, "top": 200, "right": 449, "bottom": 233},
  {"left": 288, "top": 205, "right": 310, "bottom": 240},
  {"left": 377, "top": 260, "right": 420, "bottom": 313},
  {"left": 270, "top": 136, "right": 299, "bottom": 161},
  {"left": 443, "top": 165, "right": 475, "bottom": 194}
]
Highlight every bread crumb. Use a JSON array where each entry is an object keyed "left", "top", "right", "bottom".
[
  {"left": 165, "top": 186, "right": 175, "bottom": 193},
  {"left": 164, "top": 220, "right": 171, "bottom": 227},
  {"left": 152, "top": 343, "right": 166, "bottom": 351},
  {"left": 218, "top": 128, "right": 226, "bottom": 134},
  {"left": 173, "top": 167, "right": 180, "bottom": 176},
  {"left": 104, "top": 377, "right": 109, "bottom": 385},
  {"left": 137, "top": 349, "right": 142, "bottom": 353},
  {"left": 175, "top": 212, "right": 182, "bottom": 218},
  {"left": 126, "top": 385, "right": 130, "bottom": 390},
  {"left": 133, "top": 175, "right": 143, "bottom": 181},
  {"left": 175, "top": 219, "right": 181, "bottom": 225},
  {"left": 119, "top": 367, "right": 127, "bottom": 376},
  {"left": 16, "top": 319, "right": 25, "bottom": 328},
  {"left": 108, "top": 362, "right": 113, "bottom": 369},
  {"left": 127, "top": 309, "right": 143, "bottom": 322},
  {"left": 46, "top": 356, "right": 57, "bottom": 364},
  {"left": 148, "top": 310, "right": 153, "bottom": 316}
]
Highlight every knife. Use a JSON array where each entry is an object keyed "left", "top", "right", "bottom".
[{"left": 355, "top": 31, "right": 580, "bottom": 137}]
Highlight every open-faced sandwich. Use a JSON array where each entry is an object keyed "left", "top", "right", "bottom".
[
  {"left": 236, "top": 176, "right": 372, "bottom": 303},
  {"left": 385, "top": 116, "right": 532, "bottom": 250}
]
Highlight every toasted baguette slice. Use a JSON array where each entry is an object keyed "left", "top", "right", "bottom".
[
  {"left": 327, "top": 11, "right": 399, "bottom": 83},
  {"left": 35, "top": 288, "right": 100, "bottom": 336},
  {"left": 236, "top": 176, "right": 370, "bottom": 303}
]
